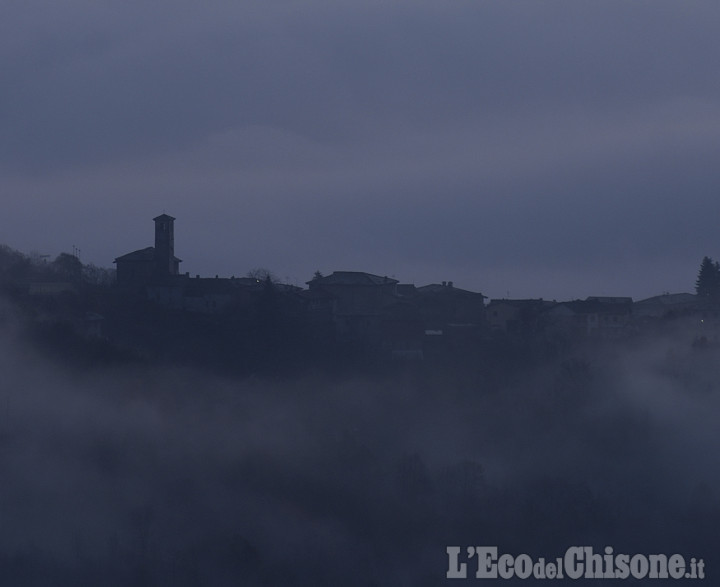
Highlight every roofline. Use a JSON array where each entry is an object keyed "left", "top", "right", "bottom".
[{"left": 306, "top": 271, "right": 400, "bottom": 286}]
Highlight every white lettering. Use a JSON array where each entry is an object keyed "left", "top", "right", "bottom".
[
  {"left": 515, "top": 554, "right": 532, "bottom": 579},
  {"left": 565, "top": 546, "right": 584, "bottom": 579},
  {"left": 498, "top": 554, "right": 514, "bottom": 579},
  {"left": 630, "top": 554, "right": 649, "bottom": 579},
  {"left": 615, "top": 553, "right": 630, "bottom": 579},
  {"left": 546, "top": 561, "right": 557, "bottom": 579},
  {"left": 584, "top": 546, "right": 603, "bottom": 578},
  {"left": 648, "top": 554, "right": 668, "bottom": 579},
  {"left": 475, "top": 547, "right": 498, "bottom": 579},
  {"left": 668, "top": 554, "right": 685, "bottom": 579},
  {"left": 603, "top": 546, "right": 616, "bottom": 579},
  {"left": 446, "top": 546, "right": 466, "bottom": 579}
]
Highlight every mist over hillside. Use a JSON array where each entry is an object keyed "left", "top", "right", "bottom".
[{"left": 0, "top": 294, "right": 717, "bottom": 585}]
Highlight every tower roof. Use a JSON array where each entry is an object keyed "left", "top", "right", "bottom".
[{"left": 153, "top": 214, "right": 175, "bottom": 222}]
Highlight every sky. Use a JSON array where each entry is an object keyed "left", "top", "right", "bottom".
[{"left": 3, "top": 0, "right": 720, "bottom": 300}]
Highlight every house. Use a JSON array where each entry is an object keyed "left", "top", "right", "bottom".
[
  {"left": 486, "top": 298, "right": 554, "bottom": 333},
  {"left": 176, "top": 277, "right": 238, "bottom": 314},
  {"left": 543, "top": 297, "right": 633, "bottom": 339},
  {"left": 307, "top": 271, "right": 400, "bottom": 344},
  {"left": 412, "top": 281, "right": 486, "bottom": 330},
  {"left": 308, "top": 271, "right": 399, "bottom": 313},
  {"left": 633, "top": 293, "right": 697, "bottom": 320},
  {"left": 296, "top": 288, "right": 337, "bottom": 322},
  {"left": 379, "top": 301, "right": 425, "bottom": 359}
]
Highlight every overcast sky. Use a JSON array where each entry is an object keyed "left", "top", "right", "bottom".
[{"left": 2, "top": 0, "right": 720, "bottom": 300}]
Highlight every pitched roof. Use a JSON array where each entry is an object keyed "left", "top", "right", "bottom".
[
  {"left": 554, "top": 299, "right": 632, "bottom": 314},
  {"left": 308, "top": 271, "right": 399, "bottom": 286},
  {"left": 487, "top": 298, "right": 551, "bottom": 308},
  {"left": 113, "top": 247, "right": 182, "bottom": 263},
  {"left": 635, "top": 293, "right": 696, "bottom": 306},
  {"left": 114, "top": 247, "right": 155, "bottom": 262},
  {"left": 153, "top": 214, "right": 175, "bottom": 222},
  {"left": 416, "top": 283, "right": 485, "bottom": 298},
  {"left": 585, "top": 296, "right": 633, "bottom": 304},
  {"left": 396, "top": 284, "right": 417, "bottom": 297}
]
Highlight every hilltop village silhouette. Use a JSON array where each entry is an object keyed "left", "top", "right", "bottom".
[
  {"left": 1, "top": 213, "right": 714, "bottom": 372},
  {"left": 112, "top": 214, "right": 486, "bottom": 359},
  {"left": 109, "top": 214, "right": 712, "bottom": 360}
]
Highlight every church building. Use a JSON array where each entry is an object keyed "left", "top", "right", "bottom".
[{"left": 114, "top": 214, "right": 182, "bottom": 287}]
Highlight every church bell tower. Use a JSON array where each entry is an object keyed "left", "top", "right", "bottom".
[{"left": 153, "top": 214, "right": 177, "bottom": 278}]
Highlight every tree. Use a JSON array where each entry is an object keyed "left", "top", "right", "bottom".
[
  {"left": 695, "top": 256, "right": 720, "bottom": 299},
  {"left": 82, "top": 263, "right": 116, "bottom": 286},
  {"left": 51, "top": 253, "right": 82, "bottom": 282},
  {"left": 246, "top": 267, "right": 278, "bottom": 283}
]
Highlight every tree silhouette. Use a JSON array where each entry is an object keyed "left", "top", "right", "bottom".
[
  {"left": 246, "top": 267, "right": 278, "bottom": 283},
  {"left": 51, "top": 253, "right": 83, "bottom": 282},
  {"left": 695, "top": 256, "right": 720, "bottom": 299}
]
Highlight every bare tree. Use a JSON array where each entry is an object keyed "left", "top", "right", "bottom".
[{"left": 246, "top": 267, "right": 278, "bottom": 283}]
